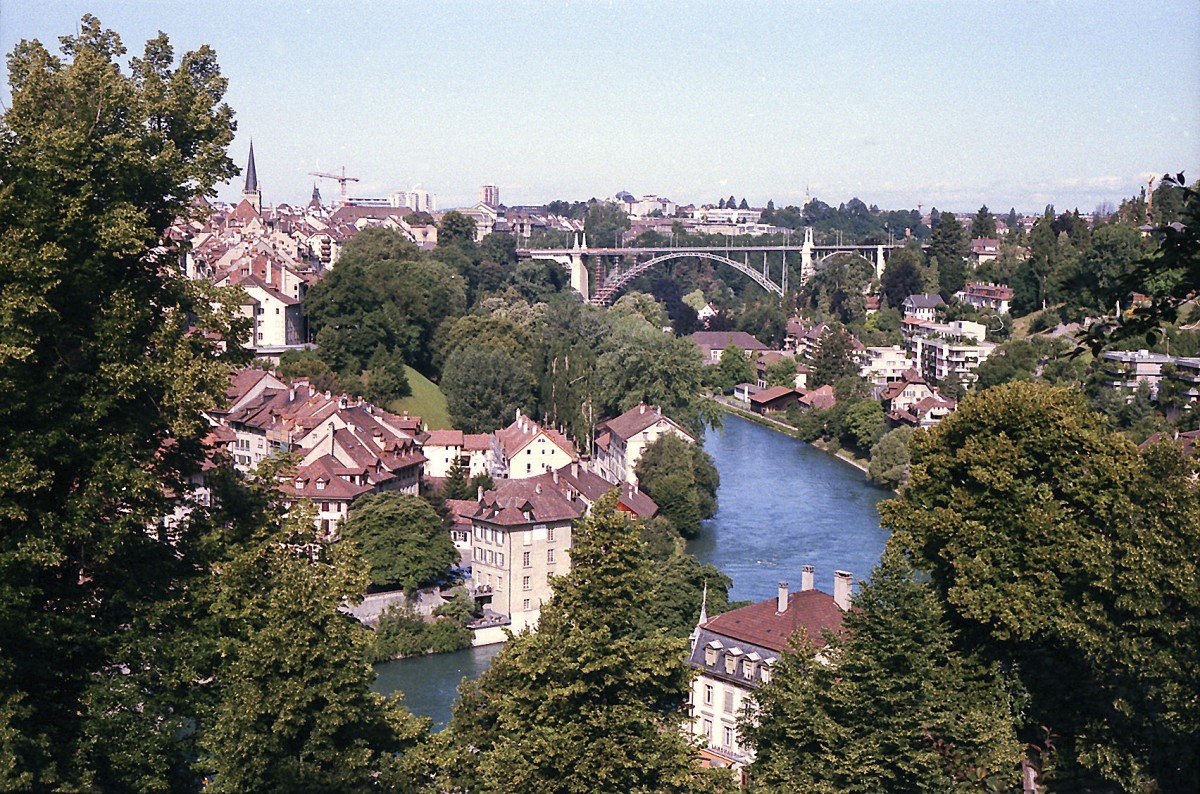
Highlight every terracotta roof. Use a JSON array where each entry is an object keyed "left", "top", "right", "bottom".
[
  {"left": 277, "top": 456, "right": 372, "bottom": 501},
  {"left": 749, "top": 386, "right": 799, "bottom": 405},
  {"left": 689, "top": 330, "right": 770, "bottom": 352},
  {"left": 799, "top": 384, "right": 836, "bottom": 410},
  {"left": 472, "top": 478, "right": 585, "bottom": 526},
  {"left": 703, "top": 589, "right": 845, "bottom": 652},
  {"left": 424, "top": 429, "right": 464, "bottom": 447},
  {"left": 595, "top": 404, "right": 694, "bottom": 444}
]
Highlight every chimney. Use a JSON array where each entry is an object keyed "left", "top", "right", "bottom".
[
  {"left": 552, "top": 469, "right": 559, "bottom": 484},
  {"left": 834, "top": 571, "right": 853, "bottom": 611},
  {"left": 639, "top": 404, "right": 645, "bottom": 414},
  {"left": 477, "top": 485, "right": 484, "bottom": 501},
  {"left": 777, "top": 581, "right": 789, "bottom": 613},
  {"left": 534, "top": 484, "right": 542, "bottom": 495},
  {"left": 571, "top": 462, "right": 578, "bottom": 478},
  {"left": 801, "top": 564, "right": 814, "bottom": 591}
]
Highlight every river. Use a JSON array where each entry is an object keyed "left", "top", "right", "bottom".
[{"left": 372, "top": 412, "right": 893, "bottom": 728}]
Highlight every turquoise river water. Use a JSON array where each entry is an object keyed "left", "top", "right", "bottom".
[{"left": 371, "top": 412, "right": 893, "bottom": 727}]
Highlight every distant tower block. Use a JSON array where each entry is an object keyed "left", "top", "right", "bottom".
[
  {"left": 480, "top": 184, "right": 500, "bottom": 207},
  {"left": 242, "top": 140, "right": 262, "bottom": 213}
]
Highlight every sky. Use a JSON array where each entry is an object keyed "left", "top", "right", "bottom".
[{"left": 2, "top": 1, "right": 1198, "bottom": 214}]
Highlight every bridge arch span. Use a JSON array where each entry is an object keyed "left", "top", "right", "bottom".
[{"left": 592, "top": 250, "right": 782, "bottom": 305}]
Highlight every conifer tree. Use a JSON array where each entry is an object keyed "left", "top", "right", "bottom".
[{"left": 439, "top": 495, "right": 733, "bottom": 794}]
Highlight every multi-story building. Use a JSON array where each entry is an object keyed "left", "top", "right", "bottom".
[
  {"left": 478, "top": 185, "right": 500, "bottom": 207},
  {"left": 1101, "top": 349, "right": 1173, "bottom": 397},
  {"left": 905, "top": 320, "right": 995, "bottom": 387},
  {"left": 592, "top": 403, "right": 695, "bottom": 485},
  {"left": 492, "top": 410, "right": 578, "bottom": 479},
  {"left": 468, "top": 478, "right": 584, "bottom": 634},
  {"left": 955, "top": 281, "right": 1014, "bottom": 315},
  {"left": 687, "top": 568, "right": 852, "bottom": 771},
  {"left": 861, "top": 345, "right": 918, "bottom": 387}
]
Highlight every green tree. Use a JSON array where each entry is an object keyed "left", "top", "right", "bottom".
[
  {"left": 437, "top": 210, "right": 477, "bottom": 249},
  {"left": 635, "top": 434, "right": 719, "bottom": 538},
  {"left": 714, "top": 346, "right": 756, "bottom": 392},
  {"left": 843, "top": 398, "right": 886, "bottom": 451},
  {"left": 0, "top": 18, "right": 428, "bottom": 790},
  {"left": 584, "top": 200, "right": 631, "bottom": 247},
  {"left": 808, "top": 327, "right": 861, "bottom": 388},
  {"left": 440, "top": 495, "right": 733, "bottom": 794},
  {"left": 200, "top": 495, "right": 431, "bottom": 792},
  {"left": 929, "top": 212, "right": 968, "bottom": 297},
  {"left": 303, "top": 228, "right": 466, "bottom": 374},
  {"left": 970, "top": 204, "right": 997, "bottom": 239},
  {"left": 595, "top": 317, "right": 708, "bottom": 431},
  {"left": 867, "top": 425, "right": 914, "bottom": 489},
  {"left": 340, "top": 493, "right": 457, "bottom": 592},
  {"left": 441, "top": 344, "right": 534, "bottom": 433},
  {"left": 879, "top": 382, "right": 1200, "bottom": 790},
  {"left": 764, "top": 356, "right": 799, "bottom": 388},
  {"left": 880, "top": 246, "right": 925, "bottom": 309},
  {"left": 745, "top": 553, "right": 1024, "bottom": 793},
  {"left": 364, "top": 344, "right": 411, "bottom": 406},
  {"left": 0, "top": 18, "right": 247, "bottom": 789}
]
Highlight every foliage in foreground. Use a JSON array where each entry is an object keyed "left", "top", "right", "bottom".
[
  {"left": 434, "top": 495, "right": 734, "bottom": 794},
  {"left": 746, "top": 553, "right": 1026, "bottom": 793},
  {"left": 880, "top": 382, "right": 1200, "bottom": 792}
]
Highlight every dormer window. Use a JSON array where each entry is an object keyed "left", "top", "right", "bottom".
[
  {"left": 704, "top": 640, "right": 722, "bottom": 667},
  {"left": 316, "top": 479, "right": 326, "bottom": 490}
]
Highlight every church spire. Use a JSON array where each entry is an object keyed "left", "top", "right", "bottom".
[
  {"left": 241, "top": 140, "right": 261, "bottom": 213},
  {"left": 689, "top": 582, "right": 709, "bottom": 651},
  {"left": 243, "top": 140, "right": 258, "bottom": 193}
]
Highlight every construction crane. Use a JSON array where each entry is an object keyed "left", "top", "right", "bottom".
[{"left": 308, "top": 166, "right": 360, "bottom": 207}]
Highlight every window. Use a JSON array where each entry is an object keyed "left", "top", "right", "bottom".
[
  {"left": 523, "top": 599, "right": 531, "bottom": 610},
  {"left": 523, "top": 576, "right": 531, "bottom": 591},
  {"left": 723, "top": 726, "right": 735, "bottom": 748},
  {"left": 546, "top": 549, "right": 555, "bottom": 564},
  {"left": 487, "top": 550, "right": 494, "bottom": 564},
  {"left": 723, "top": 690, "right": 735, "bottom": 713},
  {"left": 743, "top": 660, "right": 754, "bottom": 679},
  {"left": 497, "top": 553, "right": 504, "bottom": 566},
  {"left": 321, "top": 502, "right": 330, "bottom": 513},
  {"left": 547, "top": 527, "right": 555, "bottom": 542},
  {"left": 703, "top": 684, "right": 713, "bottom": 706},
  {"left": 523, "top": 551, "right": 531, "bottom": 568},
  {"left": 702, "top": 719, "right": 712, "bottom": 739}
]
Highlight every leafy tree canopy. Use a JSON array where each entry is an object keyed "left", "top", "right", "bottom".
[{"left": 340, "top": 492, "right": 457, "bottom": 592}]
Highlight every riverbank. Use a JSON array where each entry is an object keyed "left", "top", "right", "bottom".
[{"left": 712, "top": 396, "right": 871, "bottom": 475}]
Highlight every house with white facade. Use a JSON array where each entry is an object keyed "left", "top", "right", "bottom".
[
  {"left": 492, "top": 410, "right": 578, "bottom": 479},
  {"left": 687, "top": 569, "right": 851, "bottom": 772},
  {"left": 592, "top": 404, "right": 695, "bottom": 485},
  {"left": 955, "top": 282, "right": 1014, "bottom": 315},
  {"left": 861, "top": 346, "right": 918, "bottom": 387}
]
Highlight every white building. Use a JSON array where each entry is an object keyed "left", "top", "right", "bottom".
[
  {"left": 687, "top": 569, "right": 851, "bottom": 771},
  {"left": 592, "top": 404, "right": 695, "bottom": 485}
]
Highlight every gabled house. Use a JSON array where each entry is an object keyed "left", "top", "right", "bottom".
[
  {"left": 422, "top": 429, "right": 496, "bottom": 479},
  {"left": 468, "top": 479, "right": 585, "bottom": 636},
  {"left": 749, "top": 386, "right": 801, "bottom": 414},
  {"left": 687, "top": 569, "right": 852, "bottom": 770},
  {"left": 902, "top": 293, "right": 945, "bottom": 322},
  {"left": 877, "top": 370, "right": 937, "bottom": 415},
  {"left": 955, "top": 281, "right": 1013, "bottom": 315},
  {"left": 492, "top": 410, "right": 578, "bottom": 479},
  {"left": 592, "top": 403, "right": 695, "bottom": 485},
  {"left": 689, "top": 331, "right": 770, "bottom": 365}
]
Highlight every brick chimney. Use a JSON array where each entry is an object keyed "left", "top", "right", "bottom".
[
  {"left": 801, "top": 564, "right": 814, "bottom": 591},
  {"left": 777, "top": 581, "right": 789, "bottom": 613},
  {"left": 833, "top": 570, "right": 853, "bottom": 610}
]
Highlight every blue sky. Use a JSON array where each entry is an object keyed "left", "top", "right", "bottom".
[{"left": 3, "top": 1, "right": 1198, "bottom": 213}]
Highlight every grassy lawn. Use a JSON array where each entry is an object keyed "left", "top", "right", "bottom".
[{"left": 389, "top": 366, "right": 453, "bottom": 429}]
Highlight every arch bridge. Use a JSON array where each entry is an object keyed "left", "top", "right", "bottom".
[{"left": 519, "top": 228, "right": 912, "bottom": 306}]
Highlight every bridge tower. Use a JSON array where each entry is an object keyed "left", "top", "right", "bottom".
[
  {"left": 800, "top": 227, "right": 815, "bottom": 285},
  {"left": 569, "top": 233, "right": 590, "bottom": 301}
]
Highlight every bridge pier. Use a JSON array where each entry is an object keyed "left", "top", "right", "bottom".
[{"left": 876, "top": 245, "right": 886, "bottom": 279}]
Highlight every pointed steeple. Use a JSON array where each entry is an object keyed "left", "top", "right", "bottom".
[
  {"left": 243, "top": 140, "right": 258, "bottom": 194},
  {"left": 689, "top": 582, "right": 709, "bottom": 651},
  {"left": 241, "top": 140, "right": 262, "bottom": 214}
]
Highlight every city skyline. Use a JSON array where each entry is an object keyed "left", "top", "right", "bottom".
[{"left": 3, "top": 1, "right": 1198, "bottom": 213}]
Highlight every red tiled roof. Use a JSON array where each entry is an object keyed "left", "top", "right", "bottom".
[
  {"left": 704, "top": 589, "right": 845, "bottom": 652},
  {"left": 595, "top": 404, "right": 694, "bottom": 444}
]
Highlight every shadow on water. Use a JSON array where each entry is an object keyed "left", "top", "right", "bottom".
[{"left": 374, "top": 412, "right": 894, "bottom": 725}]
